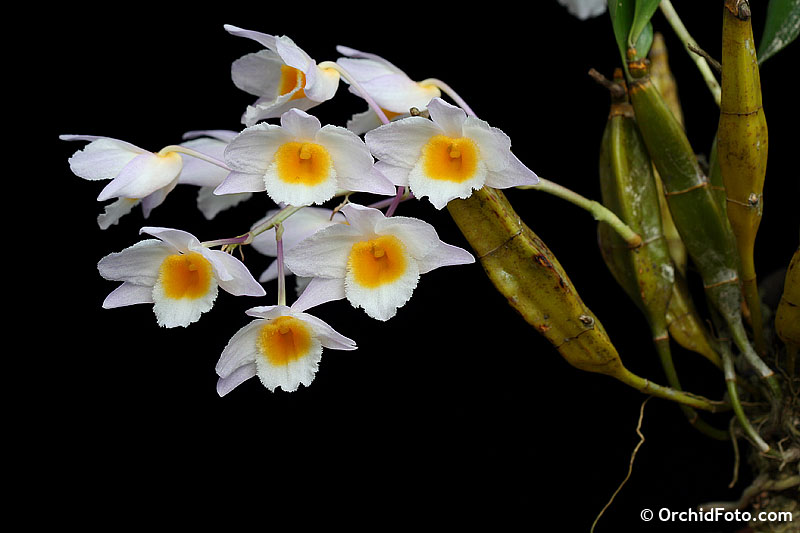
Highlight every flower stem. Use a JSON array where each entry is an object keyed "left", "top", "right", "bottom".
[
  {"left": 275, "top": 222, "right": 286, "bottom": 307},
  {"left": 318, "top": 61, "right": 390, "bottom": 125},
  {"left": 658, "top": 0, "right": 722, "bottom": 107},
  {"left": 518, "top": 179, "right": 643, "bottom": 248},
  {"left": 419, "top": 78, "right": 477, "bottom": 118},
  {"left": 158, "top": 145, "right": 231, "bottom": 170}
]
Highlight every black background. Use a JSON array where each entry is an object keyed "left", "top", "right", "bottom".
[{"left": 26, "top": 1, "right": 799, "bottom": 529}]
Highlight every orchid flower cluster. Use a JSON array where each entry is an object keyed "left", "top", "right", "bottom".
[{"left": 61, "top": 24, "right": 539, "bottom": 395}]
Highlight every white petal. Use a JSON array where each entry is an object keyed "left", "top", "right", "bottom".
[
  {"left": 254, "top": 334, "right": 322, "bottom": 393},
  {"left": 365, "top": 116, "right": 441, "bottom": 168},
  {"left": 214, "top": 171, "right": 267, "bottom": 195},
  {"left": 416, "top": 241, "right": 475, "bottom": 274},
  {"left": 102, "top": 282, "right": 154, "bottom": 309},
  {"left": 345, "top": 253, "right": 420, "bottom": 321},
  {"left": 335, "top": 45, "right": 403, "bottom": 72},
  {"left": 231, "top": 50, "right": 283, "bottom": 97},
  {"left": 217, "top": 363, "right": 257, "bottom": 397},
  {"left": 373, "top": 161, "right": 411, "bottom": 187},
  {"left": 337, "top": 166, "right": 395, "bottom": 196},
  {"left": 280, "top": 108, "right": 321, "bottom": 140},
  {"left": 196, "top": 187, "right": 251, "bottom": 220},
  {"left": 140, "top": 227, "right": 200, "bottom": 253},
  {"left": 294, "top": 311, "right": 357, "bottom": 350},
  {"left": 178, "top": 138, "right": 230, "bottom": 187},
  {"left": 427, "top": 98, "right": 467, "bottom": 138},
  {"left": 201, "top": 249, "right": 266, "bottom": 296},
  {"left": 408, "top": 156, "right": 487, "bottom": 210},
  {"left": 97, "top": 239, "right": 174, "bottom": 285},
  {"left": 97, "top": 152, "right": 183, "bottom": 201},
  {"left": 141, "top": 177, "right": 179, "bottom": 218},
  {"left": 291, "top": 277, "right": 346, "bottom": 313},
  {"left": 558, "top": 0, "right": 607, "bottom": 19},
  {"left": 374, "top": 215, "right": 441, "bottom": 259},
  {"left": 225, "top": 122, "right": 291, "bottom": 175},
  {"left": 243, "top": 93, "right": 319, "bottom": 126},
  {"left": 283, "top": 223, "right": 361, "bottom": 278},
  {"left": 224, "top": 24, "right": 277, "bottom": 49},
  {"left": 97, "top": 198, "right": 139, "bottom": 230},
  {"left": 304, "top": 66, "right": 340, "bottom": 103},
  {"left": 263, "top": 159, "right": 338, "bottom": 206},
  {"left": 485, "top": 152, "right": 540, "bottom": 188},
  {"left": 346, "top": 108, "right": 385, "bottom": 135},
  {"left": 216, "top": 319, "right": 263, "bottom": 378},
  {"left": 461, "top": 117, "right": 512, "bottom": 172},
  {"left": 152, "top": 276, "right": 218, "bottom": 328},
  {"left": 316, "top": 124, "right": 372, "bottom": 176},
  {"left": 65, "top": 137, "right": 143, "bottom": 181},
  {"left": 182, "top": 130, "right": 239, "bottom": 143}
]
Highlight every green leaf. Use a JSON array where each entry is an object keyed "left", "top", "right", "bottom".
[
  {"left": 608, "top": 0, "right": 657, "bottom": 67},
  {"left": 629, "top": 0, "right": 661, "bottom": 51},
  {"left": 608, "top": 0, "right": 636, "bottom": 66},
  {"left": 630, "top": 21, "right": 654, "bottom": 62},
  {"left": 758, "top": 0, "right": 800, "bottom": 64}
]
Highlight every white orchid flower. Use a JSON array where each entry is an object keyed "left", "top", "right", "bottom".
[
  {"left": 216, "top": 305, "right": 356, "bottom": 394},
  {"left": 284, "top": 203, "right": 474, "bottom": 321},
  {"left": 61, "top": 134, "right": 184, "bottom": 218},
  {"left": 225, "top": 24, "right": 341, "bottom": 126},
  {"left": 335, "top": 45, "right": 441, "bottom": 134},
  {"left": 218, "top": 108, "right": 395, "bottom": 206},
  {"left": 364, "top": 98, "right": 539, "bottom": 209},
  {"left": 98, "top": 227, "right": 265, "bottom": 328}
]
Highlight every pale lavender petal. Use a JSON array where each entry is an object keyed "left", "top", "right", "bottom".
[
  {"left": 485, "top": 152, "right": 540, "bottom": 188},
  {"left": 427, "top": 98, "right": 467, "bottom": 138},
  {"left": 283, "top": 223, "right": 361, "bottom": 279},
  {"left": 291, "top": 277, "right": 346, "bottom": 313},
  {"left": 215, "top": 319, "right": 262, "bottom": 378},
  {"left": 97, "top": 152, "right": 182, "bottom": 201},
  {"left": 215, "top": 171, "right": 267, "bottom": 194},
  {"left": 415, "top": 241, "right": 475, "bottom": 275},
  {"left": 364, "top": 117, "right": 440, "bottom": 168},
  {"left": 231, "top": 50, "right": 283, "bottom": 97},
  {"left": 202, "top": 249, "right": 266, "bottom": 296},
  {"left": 217, "top": 364, "right": 257, "bottom": 397},
  {"left": 224, "top": 24, "right": 277, "bottom": 49},
  {"left": 280, "top": 108, "right": 321, "bottom": 139},
  {"left": 97, "top": 239, "right": 174, "bottom": 284},
  {"left": 296, "top": 311, "right": 357, "bottom": 350},
  {"left": 102, "top": 282, "right": 154, "bottom": 309},
  {"left": 65, "top": 137, "right": 143, "bottom": 181},
  {"left": 140, "top": 227, "right": 200, "bottom": 253}
]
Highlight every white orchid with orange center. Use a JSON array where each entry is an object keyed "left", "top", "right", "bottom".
[
  {"left": 284, "top": 203, "right": 474, "bottom": 321},
  {"left": 365, "top": 98, "right": 540, "bottom": 209},
  {"left": 218, "top": 108, "right": 395, "bottom": 206},
  {"left": 98, "top": 227, "right": 265, "bottom": 328},
  {"left": 215, "top": 304, "right": 356, "bottom": 394},
  {"left": 225, "top": 24, "right": 341, "bottom": 126}
]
